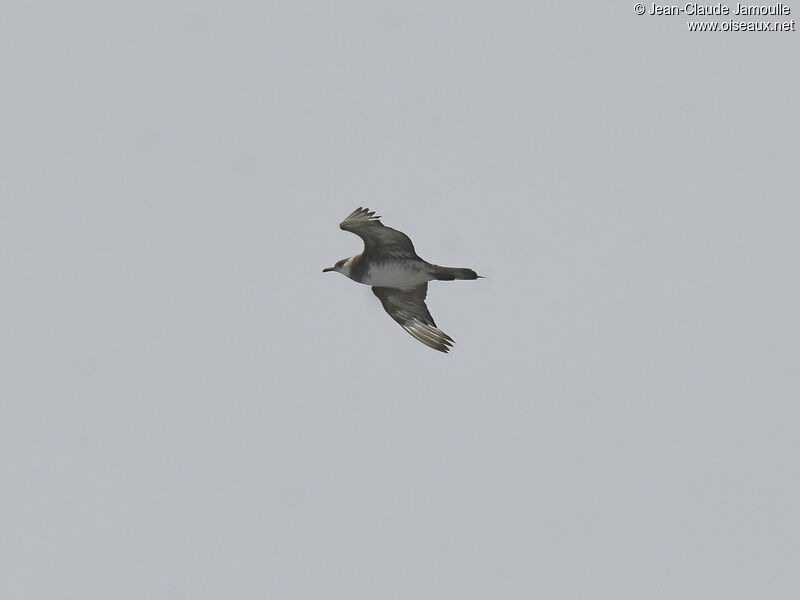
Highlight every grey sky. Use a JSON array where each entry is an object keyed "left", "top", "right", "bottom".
[{"left": 1, "top": 2, "right": 798, "bottom": 598}]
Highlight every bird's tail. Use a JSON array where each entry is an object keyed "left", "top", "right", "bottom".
[{"left": 431, "top": 265, "right": 480, "bottom": 281}]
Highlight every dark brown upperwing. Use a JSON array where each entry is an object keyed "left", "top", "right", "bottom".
[
  {"left": 372, "top": 284, "right": 454, "bottom": 353},
  {"left": 339, "top": 207, "right": 418, "bottom": 260}
]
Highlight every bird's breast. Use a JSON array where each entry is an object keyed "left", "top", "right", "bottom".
[{"left": 361, "top": 261, "right": 432, "bottom": 288}]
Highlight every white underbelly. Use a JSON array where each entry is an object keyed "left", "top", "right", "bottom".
[{"left": 362, "top": 263, "right": 431, "bottom": 288}]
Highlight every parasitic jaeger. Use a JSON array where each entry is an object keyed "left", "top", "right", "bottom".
[{"left": 323, "top": 207, "right": 481, "bottom": 353}]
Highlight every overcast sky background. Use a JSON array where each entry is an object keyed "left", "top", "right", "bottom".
[{"left": 2, "top": 2, "right": 799, "bottom": 598}]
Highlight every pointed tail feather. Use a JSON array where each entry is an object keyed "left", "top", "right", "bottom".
[{"left": 431, "top": 265, "right": 480, "bottom": 281}]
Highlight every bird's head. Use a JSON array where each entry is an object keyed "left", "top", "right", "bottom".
[{"left": 322, "top": 257, "right": 353, "bottom": 276}]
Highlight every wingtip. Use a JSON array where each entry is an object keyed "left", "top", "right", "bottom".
[
  {"left": 403, "top": 321, "right": 455, "bottom": 353},
  {"left": 341, "top": 207, "right": 381, "bottom": 224}
]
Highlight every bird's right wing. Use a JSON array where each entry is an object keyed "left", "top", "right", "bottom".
[
  {"left": 340, "top": 207, "right": 418, "bottom": 260},
  {"left": 372, "top": 284, "right": 454, "bottom": 353}
]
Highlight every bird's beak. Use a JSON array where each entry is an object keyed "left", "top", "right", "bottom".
[{"left": 322, "top": 267, "right": 334, "bottom": 273}]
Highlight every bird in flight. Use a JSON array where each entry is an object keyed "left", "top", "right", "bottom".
[{"left": 323, "top": 207, "right": 481, "bottom": 353}]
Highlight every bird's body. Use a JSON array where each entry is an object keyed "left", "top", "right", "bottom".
[
  {"left": 323, "top": 207, "right": 480, "bottom": 353},
  {"left": 336, "top": 256, "right": 440, "bottom": 288},
  {"left": 360, "top": 260, "right": 431, "bottom": 288}
]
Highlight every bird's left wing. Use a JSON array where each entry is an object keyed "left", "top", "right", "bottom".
[
  {"left": 371, "top": 284, "right": 454, "bottom": 353},
  {"left": 340, "top": 207, "right": 418, "bottom": 260}
]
